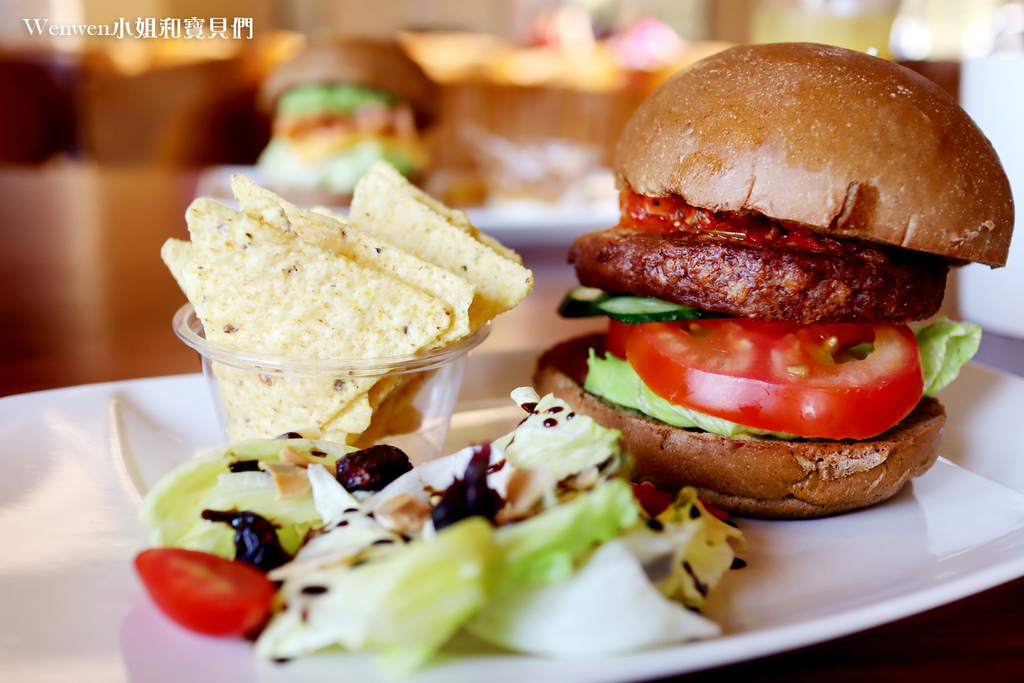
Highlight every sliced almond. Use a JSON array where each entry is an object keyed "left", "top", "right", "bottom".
[
  {"left": 263, "top": 461, "right": 312, "bottom": 499},
  {"left": 268, "top": 545, "right": 365, "bottom": 582},
  {"left": 564, "top": 466, "right": 599, "bottom": 491},
  {"left": 374, "top": 492, "right": 431, "bottom": 535},
  {"left": 501, "top": 467, "right": 555, "bottom": 519},
  {"left": 279, "top": 444, "right": 312, "bottom": 467}
]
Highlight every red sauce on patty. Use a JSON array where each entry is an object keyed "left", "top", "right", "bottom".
[{"left": 619, "top": 189, "right": 833, "bottom": 254}]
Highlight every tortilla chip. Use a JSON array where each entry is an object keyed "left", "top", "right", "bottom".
[
  {"left": 348, "top": 373, "right": 429, "bottom": 449},
  {"left": 365, "top": 162, "right": 523, "bottom": 265},
  {"left": 230, "top": 174, "right": 475, "bottom": 344},
  {"left": 163, "top": 196, "right": 452, "bottom": 441},
  {"left": 183, "top": 197, "right": 450, "bottom": 358},
  {"left": 164, "top": 166, "right": 531, "bottom": 450},
  {"left": 213, "top": 365, "right": 373, "bottom": 442},
  {"left": 160, "top": 238, "right": 193, "bottom": 294},
  {"left": 321, "top": 374, "right": 416, "bottom": 445},
  {"left": 346, "top": 161, "right": 534, "bottom": 329}
]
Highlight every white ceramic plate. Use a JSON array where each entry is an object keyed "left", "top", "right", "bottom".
[
  {"left": 195, "top": 165, "right": 617, "bottom": 247},
  {"left": 3, "top": 351, "right": 1024, "bottom": 683}
]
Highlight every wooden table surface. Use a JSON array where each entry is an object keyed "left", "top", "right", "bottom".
[{"left": 1, "top": 163, "right": 1023, "bottom": 681}]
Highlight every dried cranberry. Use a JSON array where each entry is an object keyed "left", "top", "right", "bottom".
[
  {"left": 201, "top": 509, "right": 291, "bottom": 572},
  {"left": 432, "top": 444, "right": 504, "bottom": 531},
  {"left": 335, "top": 444, "right": 413, "bottom": 492}
]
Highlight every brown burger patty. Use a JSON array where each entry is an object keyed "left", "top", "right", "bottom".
[{"left": 569, "top": 227, "right": 949, "bottom": 324}]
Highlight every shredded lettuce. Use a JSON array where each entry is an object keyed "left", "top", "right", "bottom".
[
  {"left": 915, "top": 317, "right": 982, "bottom": 395},
  {"left": 466, "top": 539, "right": 720, "bottom": 657},
  {"left": 139, "top": 390, "right": 744, "bottom": 671},
  {"left": 137, "top": 438, "right": 351, "bottom": 557},
  {"left": 256, "top": 517, "right": 495, "bottom": 675},
  {"left": 621, "top": 488, "right": 744, "bottom": 608},
  {"left": 493, "top": 386, "right": 624, "bottom": 479},
  {"left": 490, "top": 478, "right": 640, "bottom": 596}
]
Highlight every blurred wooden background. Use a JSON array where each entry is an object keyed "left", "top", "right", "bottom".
[{"left": 0, "top": 0, "right": 995, "bottom": 174}]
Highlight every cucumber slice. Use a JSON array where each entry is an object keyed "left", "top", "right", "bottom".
[
  {"left": 558, "top": 287, "right": 613, "bottom": 318},
  {"left": 558, "top": 287, "right": 729, "bottom": 323},
  {"left": 597, "top": 296, "right": 729, "bottom": 323}
]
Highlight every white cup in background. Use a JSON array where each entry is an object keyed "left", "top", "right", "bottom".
[{"left": 957, "top": 53, "right": 1024, "bottom": 338}]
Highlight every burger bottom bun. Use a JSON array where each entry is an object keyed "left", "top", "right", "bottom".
[{"left": 534, "top": 335, "right": 946, "bottom": 519}]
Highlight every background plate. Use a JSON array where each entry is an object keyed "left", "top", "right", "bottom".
[
  {"left": 2, "top": 352, "right": 1024, "bottom": 683},
  {"left": 195, "top": 165, "right": 617, "bottom": 247}
]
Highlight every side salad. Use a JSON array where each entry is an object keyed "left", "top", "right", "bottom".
[{"left": 135, "top": 387, "right": 744, "bottom": 674}]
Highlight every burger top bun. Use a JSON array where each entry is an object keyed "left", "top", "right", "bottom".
[
  {"left": 259, "top": 37, "right": 438, "bottom": 125},
  {"left": 615, "top": 42, "right": 1014, "bottom": 266}
]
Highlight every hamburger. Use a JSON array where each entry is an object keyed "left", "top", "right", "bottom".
[
  {"left": 256, "top": 38, "right": 437, "bottom": 203},
  {"left": 536, "top": 43, "right": 1014, "bottom": 519}
]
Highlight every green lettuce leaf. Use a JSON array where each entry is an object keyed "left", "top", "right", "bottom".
[
  {"left": 465, "top": 539, "right": 720, "bottom": 657},
  {"left": 255, "top": 517, "right": 495, "bottom": 675},
  {"left": 467, "top": 486, "right": 742, "bottom": 657},
  {"left": 584, "top": 350, "right": 799, "bottom": 439},
  {"left": 277, "top": 83, "right": 395, "bottom": 116},
  {"left": 621, "top": 487, "right": 744, "bottom": 608},
  {"left": 915, "top": 317, "right": 982, "bottom": 395},
  {"left": 137, "top": 438, "right": 351, "bottom": 557},
  {"left": 257, "top": 138, "right": 419, "bottom": 194},
  {"left": 489, "top": 478, "right": 640, "bottom": 596},
  {"left": 492, "top": 386, "right": 625, "bottom": 479}
]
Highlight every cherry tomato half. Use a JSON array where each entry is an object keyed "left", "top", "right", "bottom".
[
  {"left": 631, "top": 483, "right": 730, "bottom": 521},
  {"left": 619, "top": 318, "right": 923, "bottom": 440},
  {"left": 134, "top": 548, "right": 275, "bottom": 637}
]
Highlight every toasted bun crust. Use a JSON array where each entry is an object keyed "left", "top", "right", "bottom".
[
  {"left": 259, "top": 38, "right": 438, "bottom": 124},
  {"left": 615, "top": 42, "right": 1013, "bottom": 266},
  {"left": 535, "top": 335, "right": 945, "bottom": 519}
]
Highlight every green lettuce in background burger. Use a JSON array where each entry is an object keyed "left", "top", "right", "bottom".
[{"left": 256, "top": 38, "right": 437, "bottom": 202}]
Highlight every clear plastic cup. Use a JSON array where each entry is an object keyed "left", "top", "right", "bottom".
[{"left": 172, "top": 303, "right": 490, "bottom": 464}]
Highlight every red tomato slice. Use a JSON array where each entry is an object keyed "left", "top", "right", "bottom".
[
  {"left": 606, "top": 319, "right": 632, "bottom": 359},
  {"left": 621, "top": 318, "right": 923, "bottom": 439},
  {"left": 134, "top": 548, "right": 275, "bottom": 637}
]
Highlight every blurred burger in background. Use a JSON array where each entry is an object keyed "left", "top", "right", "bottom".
[{"left": 256, "top": 37, "right": 438, "bottom": 203}]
